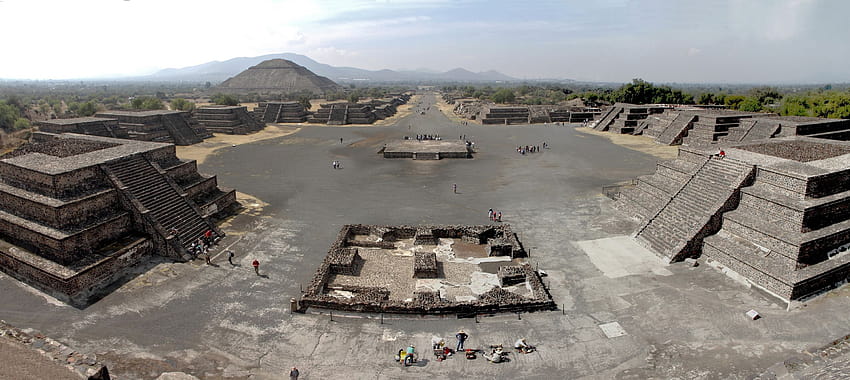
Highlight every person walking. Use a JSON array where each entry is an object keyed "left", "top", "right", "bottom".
[
  {"left": 488, "top": 209, "right": 494, "bottom": 219},
  {"left": 452, "top": 183, "right": 457, "bottom": 194},
  {"left": 497, "top": 211, "right": 502, "bottom": 222},
  {"left": 252, "top": 259, "right": 260, "bottom": 275},
  {"left": 289, "top": 366, "right": 299, "bottom": 380},
  {"left": 340, "top": 138, "right": 343, "bottom": 144},
  {"left": 456, "top": 330, "right": 468, "bottom": 351},
  {"left": 227, "top": 250, "right": 235, "bottom": 266}
]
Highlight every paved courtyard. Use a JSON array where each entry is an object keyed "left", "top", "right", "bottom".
[{"left": 3, "top": 93, "right": 850, "bottom": 379}]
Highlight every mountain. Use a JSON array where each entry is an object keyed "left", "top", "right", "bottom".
[{"left": 146, "top": 53, "right": 516, "bottom": 83}]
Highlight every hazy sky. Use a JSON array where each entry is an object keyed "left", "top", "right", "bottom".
[{"left": 1, "top": 0, "right": 847, "bottom": 83}]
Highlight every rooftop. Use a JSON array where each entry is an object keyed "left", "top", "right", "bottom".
[{"left": 1, "top": 133, "right": 170, "bottom": 175}]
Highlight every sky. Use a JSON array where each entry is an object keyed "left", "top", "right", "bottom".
[{"left": 0, "top": 0, "right": 847, "bottom": 83}]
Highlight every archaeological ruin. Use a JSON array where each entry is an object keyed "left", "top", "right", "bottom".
[
  {"left": 380, "top": 139, "right": 474, "bottom": 160},
  {"left": 215, "top": 59, "right": 342, "bottom": 95},
  {"left": 299, "top": 224, "right": 555, "bottom": 314},
  {"left": 193, "top": 105, "right": 265, "bottom": 134},
  {"left": 36, "top": 111, "right": 211, "bottom": 146},
  {"left": 450, "top": 100, "right": 600, "bottom": 125},
  {"left": 615, "top": 136, "right": 850, "bottom": 303},
  {"left": 0, "top": 132, "right": 237, "bottom": 305},
  {"left": 593, "top": 103, "right": 850, "bottom": 146},
  {"left": 253, "top": 102, "right": 310, "bottom": 123}
]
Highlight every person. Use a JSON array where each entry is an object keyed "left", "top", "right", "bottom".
[
  {"left": 452, "top": 183, "right": 457, "bottom": 194},
  {"left": 514, "top": 338, "right": 528, "bottom": 351},
  {"left": 456, "top": 330, "right": 468, "bottom": 351},
  {"left": 227, "top": 250, "right": 235, "bottom": 266},
  {"left": 405, "top": 345, "right": 416, "bottom": 365},
  {"left": 718, "top": 149, "right": 726, "bottom": 159},
  {"left": 252, "top": 259, "right": 260, "bottom": 275},
  {"left": 432, "top": 336, "right": 444, "bottom": 350},
  {"left": 289, "top": 367, "right": 299, "bottom": 380},
  {"left": 497, "top": 212, "right": 502, "bottom": 222},
  {"left": 340, "top": 137, "right": 343, "bottom": 144},
  {"left": 204, "top": 251, "right": 212, "bottom": 265},
  {"left": 488, "top": 209, "right": 493, "bottom": 219}
]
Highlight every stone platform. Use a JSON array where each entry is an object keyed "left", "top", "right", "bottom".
[
  {"left": 381, "top": 140, "right": 472, "bottom": 160},
  {"left": 299, "top": 224, "right": 554, "bottom": 314},
  {"left": 0, "top": 132, "right": 237, "bottom": 305}
]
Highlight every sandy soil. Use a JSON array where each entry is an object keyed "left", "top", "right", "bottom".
[
  {"left": 435, "top": 96, "right": 472, "bottom": 124},
  {"left": 577, "top": 127, "right": 679, "bottom": 160},
  {"left": 174, "top": 124, "right": 300, "bottom": 164}
]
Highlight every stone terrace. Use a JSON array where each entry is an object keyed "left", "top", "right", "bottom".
[
  {"left": 0, "top": 132, "right": 237, "bottom": 305},
  {"left": 381, "top": 139, "right": 473, "bottom": 160},
  {"left": 617, "top": 135, "right": 850, "bottom": 304}
]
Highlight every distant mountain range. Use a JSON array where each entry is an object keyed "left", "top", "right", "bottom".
[{"left": 145, "top": 53, "right": 517, "bottom": 83}]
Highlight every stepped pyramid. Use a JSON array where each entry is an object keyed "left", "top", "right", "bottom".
[{"left": 215, "top": 59, "right": 341, "bottom": 94}]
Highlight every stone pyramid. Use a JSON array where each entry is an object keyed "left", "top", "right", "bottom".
[{"left": 216, "top": 59, "right": 341, "bottom": 94}]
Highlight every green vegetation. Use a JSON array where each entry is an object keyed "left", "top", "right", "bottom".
[
  {"left": 68, "top": 101, "right": 98, "bottom": 116},
  {"left": 0, "top": 99, "right": 30, "bottom": 133},
  {"left": 211, "top": 93, "right": 239, "bottom": 106},
  {"left": 170, "top": 98, "right": 195, "bottom": 111},
  {"left": 491, "top": 88, "right": 516, "bottom": 104},
  {"left": 130, "top": 96, "right": 164, "bottom": 110}
]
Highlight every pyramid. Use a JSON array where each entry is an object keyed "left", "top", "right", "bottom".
[{"left": 215, "top": 59, "right": 341, "bottom": 94}]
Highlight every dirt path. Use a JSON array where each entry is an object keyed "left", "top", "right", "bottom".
[
  {"left": 175, "top": 124, "right": 300, "bottom": 164},
  {"left": 577, "top": 127, "right": 679, "bottom": 160}
]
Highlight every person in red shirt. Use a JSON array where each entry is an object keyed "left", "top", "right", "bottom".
[{"left": 252, "top": 259, "right": 260, "bottom": 275}]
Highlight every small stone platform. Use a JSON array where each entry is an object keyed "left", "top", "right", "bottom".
[
  {"left": 300, "top": 224, "right": 554, "bottom": 314},
  {"left": 381, "top": 140, "right": 473, "bottom": 160}
]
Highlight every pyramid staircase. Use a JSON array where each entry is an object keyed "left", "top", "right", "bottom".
[
  {"left": 634, "top": 157, "right": 755, "bottom": 262},
  {"left": 103, "top": 156, "right": 216, "bottom": 258},
  {"left": 655, "top": 113, "right": 697, "bottom": 145}
]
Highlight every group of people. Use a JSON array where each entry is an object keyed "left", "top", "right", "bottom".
[
  {"left": 331, "top": 160, "right": 342, "bottom": 169},
  {"left": 517, "top": 144, "right": 544, "bottom": 155},
  {"left": 417, "top": 330, "right": 534, "bottom": 364},
  {"left": 488, "top": 208, "right": 502, "bottom": 222},
  {"left": 415, "top": 133, "right": 441, "bottom": 141},
  {"left": 186, "top": 229, "right": 220, "bottom": 262}
]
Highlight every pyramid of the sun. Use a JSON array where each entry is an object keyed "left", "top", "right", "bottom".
[{"left": 215, "top": 59, "right": 341, "bottom": 94}]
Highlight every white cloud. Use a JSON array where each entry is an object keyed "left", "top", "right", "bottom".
[{"left": 687, "top": 47, "right": 702, "bottom": 57}]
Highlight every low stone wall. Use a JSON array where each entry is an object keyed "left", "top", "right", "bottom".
[
  {"left": 0, "top": 320, "right": 111, "bottom": 380},
  {"left": 0, "top": 237, "right": 152, "bottom": 302},
  {"left": 300, "top": 225, "right": 548, "bottom": 314}
]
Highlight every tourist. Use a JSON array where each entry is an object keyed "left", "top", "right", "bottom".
[
  {"left": 289, "top": 366, "right": 299, "bottom": 380},
  {"left": 718, "top": 150, "right": 726, "bottom": 159},
  {"left": 453, "top": 183, "right": 457, "bottom": 194},
  {"left": 252, "top": 259, "right": 260, "bottom": 275},
  {"left": 456, "top": 330, "right": 468, "bottom": 351},
  {"left": 488, "top": 209, "right": 494, "bottom": 219},
  {"left": 204, "top": 251, "right": 212, "bottom": 265},
  {"left": 340, "top": 138, "right": 343, "bottom": 144},
  {"left": 497, "top": 212, "right": 502, "bottom": 222},
  {"left": 227, "top": 250, "right": 235, "bottom": 266}
]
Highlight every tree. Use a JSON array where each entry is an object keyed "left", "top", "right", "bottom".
[
  {"left": 171, "top": 98, "right": 195, "bottom": 111},
  {"left": 348, "top": 93, "right": 360, "bottom": 103},
  {"left": 491, "top": 89, "right": 516, "bottom": 104},
  {"left": 698, "top": 93, "right": 715, "bottom": 105},
  {"left": 0, "top": 101, "right": 20, "bottom": 132},
  {"left": 13, "top": 118, "right": 30, "bottom": 130},
  {"left": 211, "top": 93, "right": 239, "bottom": 106},
  {"left": 69, "top": 101, "right": 97, "bottom": 116},
  {"left": 297, "top": 95, "right": 312, "bottom": 110},
  {"left": 130, "top": 96, "right": 165, "bottom": 110},
  {"left": 724, "top": 95, "right": 747, "bottom": 110},
  {"left": 738, "top": 97, "right": 762, "bottom": 112}
]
